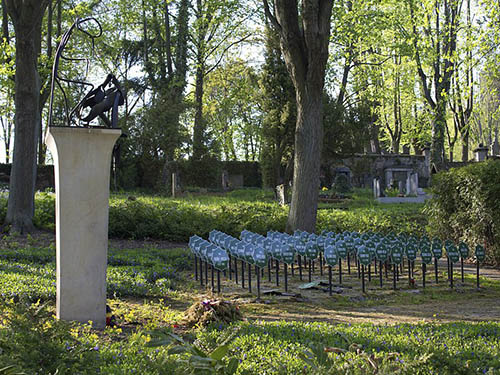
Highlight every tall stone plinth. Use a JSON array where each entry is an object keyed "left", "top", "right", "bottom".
[{"left": 45, "top": 126, "right": 121, "bottom": 328}]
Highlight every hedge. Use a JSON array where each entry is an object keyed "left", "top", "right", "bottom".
[
  {"left": 0, "top": 191, "right": 427, "bottom": 242},
  {"left": 424, "top": 160, "right": 500, "bottom": 265}
]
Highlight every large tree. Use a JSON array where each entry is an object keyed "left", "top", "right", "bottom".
[
  {"left": 4, "top": 0, "right": 50, "bottom": 233},
  {"left": 263, "top": 0, "right": 333, "bottom": 233},
  {"left": 408, "top": 0, "right": 460, "bottom": 167}
]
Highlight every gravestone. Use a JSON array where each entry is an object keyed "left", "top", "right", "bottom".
[
  {"left": 373, "top": 177, "right": 381, "bottom": 198},
  {"left": 409, "top": 173, "right": 418, "bottom": 195}
]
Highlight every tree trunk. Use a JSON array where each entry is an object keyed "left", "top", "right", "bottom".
[
  {"left": 431, "top": 99, "right": 446, "bottom": 167},
  {"left": 5, "top": 0, "right": 49, "bottom": 233},
  {"left": 264, "top": 0, "right": 332, "bottom": 233},
  {"left": 38, "top": 0, "right": 53, "bottom": 165},
  {"left": 287, "top": 89, "right": 323, "bottom": 232},
  {"left": 192, "top": 63, "right": 205, "bottom": 160}
]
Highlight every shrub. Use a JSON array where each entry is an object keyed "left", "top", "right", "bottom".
[
  {"left": 424, "top": 160, "right": 500, "bottom": 265},
  {"left": 0, "top": 189, "right": 428, "bottom": 242}
]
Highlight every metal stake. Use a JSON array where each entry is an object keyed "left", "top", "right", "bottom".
[
  {"left": 362, "top": 265, "right": 366, "bottom": 293},
  {"left": 217, "top": 270, "right": 221, "bottom": 293},
  {"left": 205, "top": 261, "right": 208, "bottom": 286},
  {"left": 347, "top": 252, "right": 351, "bottom": 274},
  {"left": 299, "top": 255, "right": 303, "bottom": 281},
  {"left": 308, "top": 259, "right": 312, "bottom": 282},
  {"left": 408, "top": 262, "right": 411, "bottom": 286},
  {"left": 339, "top": 259, "right": 342, "bottom": 285},
  {"left": 194, "top": 256, "right": 198, "bottom": 281},
  {"left": 241, "top": 260, "right": 245, "bottom": 288},
  {"left": 422, "top": 263, "right": 426, "bottom": 288},
  {"left": 393, "top": 264, "right": 397, "bottom": 290},
  {"left": 228, "top": 255, "right": 232, "bottom": 280},
  {"left": 200, "top": 258, "right": 204, "bottom": 286},
  {"left": 284, "top": 263, "right": 288, "bottom": 292},
  {"left": 319, "top": 253, "right": 323, "bottom": 276},
  {"left": 235, "top": 258, "right": 238, "bottom": 284},
  {"left": 434, "top": 257, "right": 439, "bottom": 284},
  {"left": 275, "top": 260, "right": 279, "bottom": 286},
  {"left": 257, "top": 266, "right": 261, "bottom": 299},
  {"left": 476, "top": 260, "right": 480, "bottom": 289},
  {"left": 268, "top": 259, "right": 271, "bottom": 282},
  {"left": 450, "top": 261, "right": 454, "bottom": 289},
  {"left": 211, "top": 264, "right": 215, "bottom": 292},
  {"left": 328, "top": 265, "right": 332, "bottom": 296},
  {"left": 379, "top": 261, "right": 383, "bottom": 288},
  {"left": 461, "top": 257, "right": 464, "bottom": 283},
  {"left": 248, "top": 263, "right": 252, "bottom": 293}
]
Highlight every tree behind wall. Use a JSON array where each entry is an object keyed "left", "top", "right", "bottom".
[
  {"left": 259, "top": 24, "right": 295, "bottom": 190},
  {"left": 263, "top": 0, "right": 333, "bottom": 233},
  {"left": 4, "top": 0, "right": 49, "bottom": 233}
]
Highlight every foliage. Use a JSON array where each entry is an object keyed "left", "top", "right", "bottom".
[
  {"left": 0, "top": 189, "right": 429, "bottom": 241},
  {"left": 0, "top": 239, "right": 190, "bottom": 302},
  {"left": 0, "top": 301, "right": 100, "bottom": 374},
  {"left": 259, "top": 24, "right": 295, "bottom": 189},
  {"left": 148, "top": 330, "right": 240, "bottom": 375},
  {"left": 196, "top": 320, "right": 500, "bottom": 374},
  {"left": 425, "top": 160, "right": 500, "bottom": 264},
  {"left": 332, "top": 174, "right": 352, "bottom": 195},
  {"left": 184, "top": 298, "right": 243, "bottom": 328}
]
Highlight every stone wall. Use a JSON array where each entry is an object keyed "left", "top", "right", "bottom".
[
  {"left": 0, "top": 164, "right": 54, "bottom": 191},
  {"left": 327, "top": 152, "right": 430, "bottom": 189}
]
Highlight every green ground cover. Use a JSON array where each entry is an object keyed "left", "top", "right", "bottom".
[
  {"left": 1, "top": 237, "right": 499, "bottom": 374},
  {"left": 0, "top": 190, "right": 497, "bottom": 374},
  {"left": 0, "top": 188, "right": 427, "bottom": 241}
]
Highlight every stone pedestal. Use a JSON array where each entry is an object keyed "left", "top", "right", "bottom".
[{"left": 45, "top": 126, "right": 121, "bottom": 328}]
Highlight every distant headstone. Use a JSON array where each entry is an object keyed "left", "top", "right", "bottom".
[
  {"left": 276, "top": 184, "right": 287, "bottom": 206},
  {"left": 221, "top": 170, "right": 230, "bottom": 191}
]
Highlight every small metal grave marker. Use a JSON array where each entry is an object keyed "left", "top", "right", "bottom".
[
  {"left": 305, "top": 241, "right": 319, "bottom": 260},
  {"left": 358, "top": 245, "right": 371, "bottom": 293},
  {"left": 271, "top": 241, "right": 283, "bottom": 261},
  {"left": 324, "top": 245, "right": 339, "bottom": 296},
  {"left": 445, "top": 241, "right": 460, "bottom": 263},
  {"left": 324, "top": 246, "right": 339, "bottom": 266},
  {"left": 431, "top": 239, "right": 443, "bottom": 284},
  {"left": 420, "top": 245, "right": 432, "bottom": 264},
  {"left": 358, "top": 246, "right": 371, "bottom": 266},
  {"left": 281, "top": 244, "right": 295, "bottom": 265},
  {"left": 458, "top": 242, "right": 469, "bottom": 283},
  {"left": 459, "top": 242, "right": 469, "bottom": 258},
  {"left": 475, "top": 245, "right": 486, "bottom": 262},
  {"left": 390, "top": 248, "right": 403, "bottom": 264},
  {"left": 431, "top": 239, "right": 443, "bottom": 258},
  {"left": 336, "top": 240, "right": 348, "bottom": 258},
  {"left": 244, "top": 244, "right": 255, "bottom": 264}
]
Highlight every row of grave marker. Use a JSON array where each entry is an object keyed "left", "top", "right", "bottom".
[{"left": 189, "top": 229, "right": 487, "bottom": 296}]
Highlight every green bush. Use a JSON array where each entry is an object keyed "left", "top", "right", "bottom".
[
  {"left": 0, "top": 189, "right": 428, "bottom": 241},
  {"left": 424, "top": 160, "right": 500, "bottom": 265}
]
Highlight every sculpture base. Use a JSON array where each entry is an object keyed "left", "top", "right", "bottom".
[{"left": 45, "top": 126, "right": 121, "bottom": 328}]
